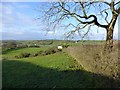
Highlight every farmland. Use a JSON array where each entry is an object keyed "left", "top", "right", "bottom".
[{"left": 1, "top": 40, "right": 120, "bottom": 88}]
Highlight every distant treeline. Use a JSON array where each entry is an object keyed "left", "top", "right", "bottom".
[
  {"left": 1, "top": 40, "right": 108, "bottom": 53},
  {"left": 1, "top": 40, "right": 75, "bottom": 53}
]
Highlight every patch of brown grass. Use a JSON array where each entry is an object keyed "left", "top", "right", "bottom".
[{"left": 65, "top": 41, "right": 119, "bottom": 80}]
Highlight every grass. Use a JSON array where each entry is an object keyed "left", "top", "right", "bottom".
[
  {"left": 19, "top": 52, "right": 82, "bottom": 70},
  {"left": 2, "top": 47, "right": 50, "bottom": 59},
  {"left": 3, "top": 53, "right": 115, "bottom": 88},
  {"left": 2, "top": 40, "right": 120, "bottom": 88}
]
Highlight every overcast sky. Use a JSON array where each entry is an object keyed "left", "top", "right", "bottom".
[{"left": 0, "top": 2, "right": 119, "bottom": 40}]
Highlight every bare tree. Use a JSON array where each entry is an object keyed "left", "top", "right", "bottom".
[{"left": 40, "top": 0, "right": 120, "bottom": 52}]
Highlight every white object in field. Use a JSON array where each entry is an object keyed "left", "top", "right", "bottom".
[{"left": 58, "top": 46, "right": 63, "bottom": 50}]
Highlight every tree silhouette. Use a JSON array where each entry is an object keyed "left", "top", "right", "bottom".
[{"left": 41, "top": 0, "right": 120, "bottom": 52}]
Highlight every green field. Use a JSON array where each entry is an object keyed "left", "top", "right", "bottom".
[
  {"left": 2, "top": 47, "right": 50, "bottom": 59},
  {"left": 2, "top": 40, "right": 119, "bottom": 88}
]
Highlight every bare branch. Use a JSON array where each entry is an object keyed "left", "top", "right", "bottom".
[
  {"left": 65, "top": 24, "right": 88, "bottom": 38},
  {"left": 82, "top": 24, "right": 94, "bottom": 39},
  {"left": 116, "top": 7, "right": 120, "bottom": 14},
  {"left": 114, "top": 1, "right": 120, "bottom": 6},
  {"left": 59, "top": 2, "right": 108, "bottom": 28},
  {"left": 105, "top": 11, "right": 109, "bottom": 24},
  {"left": 39, "top": 1, "right": 119, "bottom": 47},
  {"left": 80, "top": 2, "right": 87, "bottom": 18}
]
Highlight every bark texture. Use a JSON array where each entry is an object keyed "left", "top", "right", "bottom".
[{"left": 104, "top": 14, "right": 118, "bottom": 53}]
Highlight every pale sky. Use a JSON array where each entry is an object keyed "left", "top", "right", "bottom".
[{"left": 0, "top": 2, "right": 119, "bottom": 40}]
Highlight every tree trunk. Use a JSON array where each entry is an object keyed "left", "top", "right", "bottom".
[
  {"left": 104, "top": 28, "right": 114, "bottom": 53},
  {"left": 104, "top": 14, "right": 118, "bottom": 53}
]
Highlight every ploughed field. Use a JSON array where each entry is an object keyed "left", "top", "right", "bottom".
[{"left": 2, "top": 40, "right": 120, "bottom": 88}]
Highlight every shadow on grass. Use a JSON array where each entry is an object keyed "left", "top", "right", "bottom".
[{"left": 2, "top": 60, "right": 120, "bottom": 88}]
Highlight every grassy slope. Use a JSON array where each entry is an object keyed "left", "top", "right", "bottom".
[
  {"left": 2, "top": 47, "right": 50, "bottom": 59},
  {"left": 3, "top": 51, "right": 85, "bottom": 88},
  {"left": 2, "top": 43, "right": 119, "bottom": 88}
]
